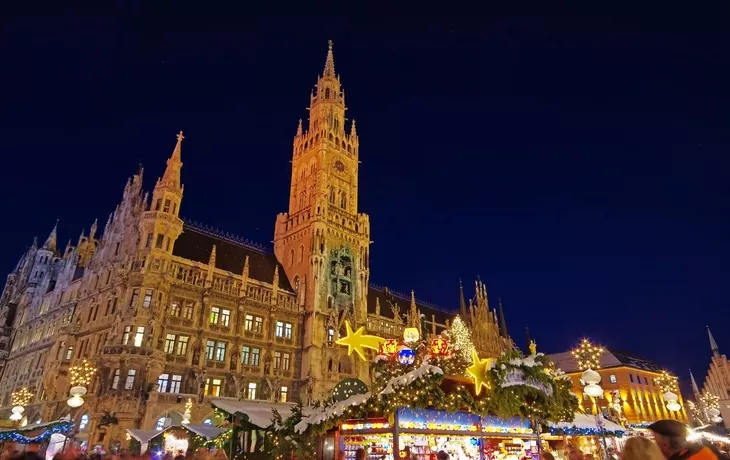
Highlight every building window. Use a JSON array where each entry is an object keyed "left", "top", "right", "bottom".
[
  {"left": 247, "top": 382, "right": 257, "bottom": 400},
  {"left": 284, "top": 323, "right": 293, "bottom": 340},
  {"left": 609, "top": 374, "right": 617, "bottom": 384},
  {"left": 183, "top": 301, "right": 194, "bottom": 320},
  {"left": 276, "top": 321, "right": 284, "bottom": 337},
  {"left": 111, "top": 369, "right": 120, "bottom": 390},
  {"left": 65, "top": 346, "right": 73, "bottom": 360},
  {"left": 220, "top": 309, "right": 230, "bottom": 327},
  {"left": 176, "top": 336, "right": 189, "bottom": 356},
  {"left": 170, "top": 375, "right": 182, "bottom": 393},
  {"left": 123, "top": 326, "right": 131, "bottom": 345},
  {"left": 251, "top": 348, "right": 260, "bottom": 366},
  {"left": 204, "top": 378, "right": 222, "bottom": 397},
  {"left": 130, "top": 289, "right": 140, "bottom": 307},
  {"left": 282, "top": 352, "right": 290, "bottom": 371},
  {"left": 254, "top": 316, "right": 263, "bottom": 333},
  {"left": 158, "top": 373, "right": 170, "bottom": 393},
  {"left": 241, "top": 346, "right": 250, "bottom": 365},
  {"left": 164, "top": 334, "right": 176, "bottom": 354},
  {"left": 244, "top": 314, "right": 254, "bottom": 331},
  {"left": 210, "top": 307, "right": 220, "bottom": 325},
  {"left": 163, "top": 199, "right": 171, "bottom": 213},
  {"left": 274, "top": 351, "right": 281, "bottom": 369},
  {"left": 133, "top": 327, "right": 145, "bottom": 347},
  {"left": 145, "top": 233, "right": 153, "bottom": 248},
  {"left": 124, "top": 369, "right": 136, "bottom": 390},
  {"left": 155, "top": 199, "right": 162, "bottom": 211},
  {"left": 629, "top": 374, "right": 634, "bottom": 383},
  {"left": 142, "top": 289, "right": 153, "bottom": 308},
  {"left": 327, "top": 327, "right": 335, "bottom": 344},
  {"left": 170, "top": 301, "right": 181, "bottom": 317},
  {"left": 155, "top": 234, "right": 164, "bottom": 249},
  {"left": 280, "top": 386, "right": 288, "bottom": 402},
  {"left": 215, "top": 342, "right": 227, "bottom": 361},
  {"left": 644, "top": 376, "right": 650, "bottom": 385},
  {"left": 206, "top": 340, "right": 215, "bottom": 360}
]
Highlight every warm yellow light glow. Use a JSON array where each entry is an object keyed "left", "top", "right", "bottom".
[
  {"left": 70, "top": 359, "right": 96, "bottom": 387},
  {"left": 335, "top": 321, "right": 385, "bottom": 361},
  {"left": 11, "top": 388, "right": 33, "bottom": 407},
  {"left": 466, "top": 350, "right": 494, "bottom": 395},
  {"left": 571, "top": 338, "right": 604, "bottom": 371},
  {"left": 403, "top": 327, "right": 420, "bottom": 343}
]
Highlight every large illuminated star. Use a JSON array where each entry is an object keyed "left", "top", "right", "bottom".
[
  {"left": 335, "top": 321, "right": 386, "bottom": 361},
  {"left": 467, "top": 350, "right": 494, "bottom": 395}
]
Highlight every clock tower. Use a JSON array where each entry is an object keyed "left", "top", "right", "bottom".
[{"left": 274, "top": 42, "right": 372, "bottom": 400}]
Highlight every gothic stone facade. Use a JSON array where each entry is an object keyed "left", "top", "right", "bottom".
[{"left": 0, "top": 43, "right": 511, "bottom": 449}]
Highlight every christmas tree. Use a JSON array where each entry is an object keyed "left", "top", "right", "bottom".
[{"left": 449, "top": 315, "right": 475, "bottom": 363}]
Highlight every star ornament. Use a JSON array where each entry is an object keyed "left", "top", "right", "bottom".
[
  {"left": 335, "top": 321, "right": 386, "bottom": 361},
  {"left": 467, "top": 350, "right": 495, "bottom": 395}
]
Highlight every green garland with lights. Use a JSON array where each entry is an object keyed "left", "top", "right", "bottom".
[{"left": 268, "top": 403, "right": 316, "bottom": 460}]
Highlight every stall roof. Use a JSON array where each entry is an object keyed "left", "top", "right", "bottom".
[
  {"left": 550, "top": 413, "right": 624, "bottom": 434},
  {"left": 211, "top": 398, "right": 295, "bottom": 429},
  {"left": 127, "top": 428, "right": 169, "bottom": 443},
  {"left": 0, "top": 419, "right": 74, "bottom": 434},
  {"left": 183, "top": 424, "right": 225, "bottom": 439}
]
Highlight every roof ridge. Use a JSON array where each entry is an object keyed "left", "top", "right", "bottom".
[
  {"left": 182, "top": 218, "right": 270, "bottom": 254},
  {"left": 369, "top": 282, "right": 453, "bottom": 313}
]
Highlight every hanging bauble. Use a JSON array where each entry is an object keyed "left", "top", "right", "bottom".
[
  {"left": 584, "top": 383, "right": 604, "bottom": 398},
  {"left": 581, "top": 369, "right": 601, "bottom": 385},
  {"left": 332, "top": 378, "right": 369, "bottom": 403},
  {"left": 430, "top": 337, "right": 449, "bottom": 355},
  {"left": 403, "top": 328, "right": 420, "bottom": 344},
  {"left": 663, "top": 391, "right": 678, "bottom": 403},
  {"left": 666, "top": 401, "right": 681, "bottom": 412},
  {"left": 708, "top": 408, "right": 721, "bottom": 417},
  {"left": 380, "top": 339, "right": 399, "bottom": 355},
  {"left": 397, "top": 346, "right": 415, "bottom": 365},
  {"left": 712, "top": 416, "right": 723, "bottom": 424}
]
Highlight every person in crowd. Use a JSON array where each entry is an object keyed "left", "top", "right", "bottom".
[
  {"left": 436, "top": 450, "right": 450, "bottom": 460},
  {"left": 354, "top": 447, "right": 367, "bottom": 460},
  {"left": 649, "top": 419, "right": 725, "bottom": 460},
  {"left": 541, "top": 451, "right": 556, "bottom": 460},
  {"left": 622, "top": 436, "right": 665, "bottom": 460}
]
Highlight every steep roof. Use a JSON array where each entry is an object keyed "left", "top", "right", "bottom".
[
  {"left": 173, "top": 221, "right": 293, "bottom": 291},
  {"left": 548, "top": 348, "right": 664, "bottom": 374},
  {"left": 367, "top": 285, "right": 455, "bottom": 325}
]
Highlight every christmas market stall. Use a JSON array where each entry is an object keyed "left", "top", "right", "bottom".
[
  {"left": 545, "top": 413, "right": 625, "bottom": 460},
  {"left": 0, "top": 419, "right": 74, "bottom": 457},
  {"left": 275, "top": 318, "right": 579, "bottom": 460},
  {"left": 125, "top": 423, "right": 225, "bottom": 455}
]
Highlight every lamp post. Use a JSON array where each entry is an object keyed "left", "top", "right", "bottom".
[
  {"left": 572, "top": 339, "right": 608, "bottom": 460},
  {"left": 63, "top": 359, "right": 96, "bottom": 452},
  {"left": 655, "top": 371, "right": 682, "bottom": 414},
  {"left": 9, "top": 387, "right": 33, "bottom": 423}
]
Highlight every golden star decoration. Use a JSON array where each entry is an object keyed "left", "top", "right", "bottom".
[
  {"left": 335, "top": 321, "right": 386, "bottom": 361},
  {"left": 467, "top": 350, "right": 494, "bottom": 395}
]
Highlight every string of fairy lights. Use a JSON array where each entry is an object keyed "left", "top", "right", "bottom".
[
  {"left": 11, "top": 388, "right": 33, "bottom": 407},
  {"left": 70, "top": 358, "right": 96, "bottom": 387},
  {"left": 654, "top": 370, "right": 679, "bottom": 394},
  {"left": 571, "top": 339, "right": 604, "bottom": 371}
]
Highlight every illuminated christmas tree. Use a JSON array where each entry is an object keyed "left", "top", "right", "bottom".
[{"left": 449, "top": 316, "right": 476, "bottom": 364}]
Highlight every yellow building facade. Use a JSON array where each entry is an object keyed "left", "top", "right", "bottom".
[
  {"left": 550, "top": 349, "right": 688, "bottom": 425},
  {"left": 0, "top": 42, "right": 512, "bottom": 451}
]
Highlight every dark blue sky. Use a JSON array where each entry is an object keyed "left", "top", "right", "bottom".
[{"left": 2, "top": 10, "right": 729, "bottom": 394}]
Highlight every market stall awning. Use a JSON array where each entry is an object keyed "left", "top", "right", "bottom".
[
  {"left": 210, "top": 398, "right": 295, "bottom": 429},
  {"left": 127, "top": 428, "right": 170, "bottom": 443},
  {"left": 182, "top": 424, "right": 225, "bottom": 440},
  {"left": 549, "top": 413, "right": 625, "bottom": 436}
]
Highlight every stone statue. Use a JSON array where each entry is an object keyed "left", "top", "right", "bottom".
[
  {"left": 192, "top": 338, "right": 202, "bottom": 366},
  {"left": 230, "top": 346, "right": 238, "bottom": 371},
  {"left": 306, "top": 376, "right": 314, "bottom": 406},
  {"left": 263, "top": 350, "right": 271, "bottom": 375},
  {"left": 529, "top": 340, "right": 537, "bottom": 356}
]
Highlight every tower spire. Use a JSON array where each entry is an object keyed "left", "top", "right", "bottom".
[
  {"left": 323, "top": 40, "right": 335, "bottom": 78},
  {"left": 458, "top": 279, "right": 468, "bottom": 324},
  {"left": 690, "top": 369, "right": 701, "bottom": 399},
  {"left": 708, "top": 326, "right": 721, "bottom": 357},
  {"left": 497, "top": 298, "right": 509, "bottom": 338},
  {"left": 43, "top": 220, "right": 59, "bottom": 252},
  {"left": 160, "top": 131, "right": 184, "bottom": 190}
]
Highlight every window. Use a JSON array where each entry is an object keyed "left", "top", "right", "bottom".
[
  {"left": 114, "top": 242, "right": 120, "bottom": 256},
  {"left": 183, "top": 301, "right": 194, "bottom": 320},
  {"left": 111, "top": 369, "right": 120, "bottom": 390},
  {"left": 327, "top": 327, "right": 335, "bottom": 344},
  {"left": 110, "top": 298, "right": 117, "bottom": 315},
  {"left": 142, "top": 289, "right": 153, "bottom": 308},
  {"left": 210, "top": 306, "right": 220, "bottom": 325},
  {"left": 247, "top": 382, "right": 257, "bottom": 400},
  {"left": 154, "top": 234, "right": 164, "bottom": 249},
  {"left": 241, "top": 346, "right": 250, "bottom": 365},
  {"left": 145, "top": 233, "right": 153, "bottom": 248},
  {"left": 65, "top": 346, "right": 73, "bottom": 360},
  {"left": 56, "top": 341, "right": 65, "bottom": 360},
  {"left": 158, "top": 373, "right": 170, "bottom": 393},
  {"left": 170, "top": 301, "right": 181, "bottom": 317},
  {"left": 163, "top": 199, "right": 171, "bottom": 213},
  {"left": 172, "top": 202, "right": 177, "bottom": 215},
  {"left": 105, "top": 270, "right": 112, "bottom": 285},
  {"left": 609, "top": 374, "right": 617, "bottom": 384},
  {"left": 170, "top": 375, "right": 182, "bottom": 393},
  {"left": 123, "top": 326, "right": 131, "bottom": 345},
  {"left": 274, "top": 351, "right": 281, "bottom": 369},
  {"left": 164, "top": 334, "right": 176, "bottom": 354},
  {"left": 204, "top": 378, "right": 222, "bottom": 397},
  {"left": 133, "top": 327, "right": 145, "bottom": 347},
  {"left": 629, "top": 374, "right": 634, "bottom": 383},
  {"left": 124, "top": 369, "right": 136, "bottom": 390},
  {"left": 220, "top": 309, "right": 230, "bottom": 327},
  {"left": 280, "top": 386, "right": 288, "bottom": 403},
  {"left": 276, "top": 321, "right": 284, "bottom": 337},
  {"left": 176, "top": 336, "right": 189, "bottom": 356},
  {"left": 254, "top": 316, "right": 263, "bottom": 333},
  {"left": 215, "top": 342, "right": 227, "bottom": 361},
  {"left": 155, "top": 199, "right": 162, "bottom": 211},
  {"left": 79, "top": 414, "right": 89, "bottom": 431},
  {"left": 130, "top": 289, "right": 140, "bottom": 307},
  {"left": 251, "top": 348, "right": 260, "bottom": 366},
  {"left": 284, "top": 323, "right": 293, "bottom": 340},
  {"left": 244, "top": 314, "right": 254, "bottom": 331},
  {"left": 282, "top": 352, "right": 290, "bottom": 371},
  {"left": 206, "top": 340, "right": 215, "bottom": 360}
]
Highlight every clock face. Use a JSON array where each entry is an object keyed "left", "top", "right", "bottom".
[{"left": 334, "top": 160, "right": 346, "bottom": 173}]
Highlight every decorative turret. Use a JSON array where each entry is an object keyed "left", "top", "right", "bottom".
[
  {"left": 206, "top": 245, "right": 216, "bottom": 287},
  {"left": 708, "top": 326, "right": 721, "bottom": 358},
  {"left": 296, "top": 119, "right": 303, "bottom": 137},
  {"left": 497, "top": 298, "right": 509, "bottom": 338},
  {"left": 42, "top": 221, "right": 58, "bottom": 253},
  {"left": 458, "top": 279, "right": 468, "bottom": 325},
  {"left": 272, "top": 265, "right": 280, "bottom": 301}
]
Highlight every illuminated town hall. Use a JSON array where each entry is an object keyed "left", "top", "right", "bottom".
[{"left": 0, "top": 43, "right": 511, "bottom": 449}]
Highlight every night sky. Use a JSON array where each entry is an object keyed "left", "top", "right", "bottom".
[{"left": 2, "top": 9, "right": 729, "bottom": 395}]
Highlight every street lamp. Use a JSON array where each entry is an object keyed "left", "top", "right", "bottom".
[
  {"left": 572, "top": 339, "right": 605, "bottom": 402},
  {"left": 68, "top": 359, "right": 96, "bottom": 408},
  {"left": 9, "top": 388, "right": 33, "bottom": 422},
  {"left": 655, "top": 371, "right": 682, "bottom": 412}
]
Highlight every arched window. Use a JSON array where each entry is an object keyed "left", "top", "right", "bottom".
[
  {"left": 340, "top": 193, "right": 347, "bottom": 210},
  {"left": 338, "top": 356, "right": 352, "bottom": 374},
  {"left": 324, "top": 88, "right": 330, "bottom": 99},
  {"left": 310, "top": 163, "right": 316, "bottom": 175},
  {"left": 299, "top": 191, "right": 307, "bottom": 209},
  {"left": 298, "top": 245, "right": 304, "bottom": 263},
  {"left": 289, "top": 250, "right": 295, "bottom": 267},
  {"left": 293, "top": 276, "right": 300, "bottom": 293},
  {"left": 329, "top": 188, "right": 335, "bottom": 204}
]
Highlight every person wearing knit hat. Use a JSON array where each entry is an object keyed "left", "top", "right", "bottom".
[{"left": 648, "top": 419, "right": 724, "bottom": 460}]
